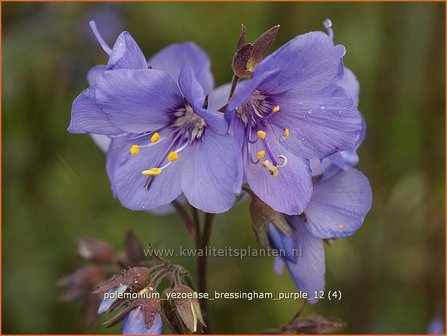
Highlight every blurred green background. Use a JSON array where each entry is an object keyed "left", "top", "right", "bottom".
[{"left": 3, "top": 2, "right": 445, "bottom": 334}]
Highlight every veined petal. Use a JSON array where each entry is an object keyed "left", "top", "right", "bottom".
[
  {"left": 95, "top": 69, "right": 182, "bottom": 133},
  {"left": 244, "top": 136, "right": 312, "bottom": 215},
  {"left": 148, "top": 42, "right": 214, "bottom": 94},
  {"left": 256, "top": 31, "right": 346, "bottom": 95},
  {"left": 181, "top": 130, "right": 238, "bottom": 213},
  {"left": 68, "top": 88, "right": 121, "bottom": 135},
  {"left": 271, "top": 84, "right": 362, "bottom": 159},
  {"left": 107, "top": 32, "right": 148, "bottom": 71},
  {"left": 305, "top": 168, "right": 372, "bottom": 239},
  {"left": 226, "top": 69, "right": 280, "bottom": 124},
  {"left": 286, "top": 217, "right": 325, "bottom": 303},
  {"left": 178, "top": 67, "right": 228, "bottom": 134},
  {"left": 111, "top": 132, "right": 183, "bottom": 211}
]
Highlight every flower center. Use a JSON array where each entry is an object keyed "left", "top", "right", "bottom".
[
  {"left": 127, "top": 104, "right": 206, "bottom": 189},
  {"left": 237, "top": 91, "right": 289, "bottom": 177}
]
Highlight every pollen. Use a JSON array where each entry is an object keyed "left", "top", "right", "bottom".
[
  {"left": 167, "top": 151, "right": 178, "bottom": 162},
  {"left": 150, "top": 132, "right": 160, "bottom": 143},
  {"left": 283, "top": 129, "right": 290, "bottom": 137},
  {"left": 269, "top": 167, "right": 279, "bottom": 177},
  {"left": 256, "top": 150, "right": 265, "bottom": 159},
  {"left": 261, "top": 160, "right": 268, "bottom": 168},
  {"left": 272, "top": 105, "right": 281, "bottom": 113},
  {"left": 141, "top": 168, "right": 162, "bottom": 176},
  {"left": 338, "top": 224, "right": 345, "bottom": 230},
  {"left": 129, "top": 145, "right": 140, "bottom": 155},
  {"left": 257, "top": 130, "right": 267, "bottom": 139}
]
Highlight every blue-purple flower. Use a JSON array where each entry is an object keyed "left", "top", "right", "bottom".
[
  {"left": 226, "top": 22, "right": 363, "bottom": 215},
  {"left": 68, "top": 24, "right": 239, "bottom": 213},
  {"left": 121, "top": 298, "right": 163, "bottom": 335}
]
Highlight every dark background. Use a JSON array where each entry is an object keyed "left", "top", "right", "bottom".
[{"left": 3, "top": 2, "right": 445, "bottom": 334}]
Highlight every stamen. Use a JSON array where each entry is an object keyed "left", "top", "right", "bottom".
[
  {"left": 89, "top": 21, "right": 112, "bottom": 55},
  {"left": 257, "top": 150, "right": 265, "bottom": 159},
  {"left": 141, "top": 168, "right": 162, "bottom": 176},
  {"left": 261, "top": 160, "right": 268, "bottom": 168},
  {"left": 277, "top": 155, "right": 288, "bottom": 168},
  {"left": 272, "top": 105, "right": 281, "bottom": 113},
  {"left": 129, "top": 144, "right": 140, "bottom": 155},
  {"left": 283, "top": 129, "right": 290, "bottom": 137},
  {"left": 257, "top": 130, "right": 267, "bottom": 139},
  {"left": 323, "top": 19, "right": 334, "bottom": 40},
  {"left": 167, "top": 151, "right": 178, "bottom": 162},
  {"left": 151, "top": 132, "right": 160, "bottom": 143}
]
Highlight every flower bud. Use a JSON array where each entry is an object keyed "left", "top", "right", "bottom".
[
  {"left": 168, "top": 285, "right": 205, "bottom": 333},
  {"left": 58, "top": 265, "right": 104, "bottom": 302},
  {"left": 78, "top": 238, "right": 114, "bottom": 263},
  {"left": 249, "top": 195, "right": 293, "bottom": 249}
]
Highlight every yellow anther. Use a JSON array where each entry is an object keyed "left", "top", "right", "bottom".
[
  {"left": 338, "top": 224, "right": 345, "bottom": 230},
  {"left": 129, "top": 144, "right": 140, "bottom": 155},
  {"left": 141, "top": 168, "right": 162, "bottom": 176},
  {"left": 257, "top": 130, "right": 266, "bottom": 139},
  {"left": 150, "top": 132, "right": 160, "bottom": 143},
  {"left": 272, "top": 105, "right": 281, "bottom": 113},
  {"left": 167, "top": 151, "right": 178, "bottom": 162},
  {"left": 269, "top": 167, "right": 279, "bottom": 177},
  {"left": 261, "top": 160, "right": 268, "bottom": 168},
  {"left": 283, "top": 129, "right": 290, "bottom": 137},
  {"left": 256, "top": 150, "right": 265, "bottom": 160}
]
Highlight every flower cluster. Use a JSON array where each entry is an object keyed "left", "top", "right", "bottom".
[
  {"left": 67, "top": 19, "right": 372, "bottom": 332},
  {"left": 59, "top": 231, "right": 206, "bottom": 334}
]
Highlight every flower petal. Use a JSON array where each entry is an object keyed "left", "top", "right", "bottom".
[
  {"left": 273, "top": 256, "right": 285, "bottom": 275},
  {"left": 90, "top": 134, "right": 111, "bottom": 153},
  {"left": 111, "top": 132, "right": 183, "bottom": 211},
  {"left": 181, "top": 130, "right": 238, "bottom": 213},
  {"left": 95, "top": 69, "right": 182, "bottom": 133},
  {"left": 107, "top": 32, "right": 148, "bottom": 71},
  {"left": 267, "top": 224, "right": 297, "bottom": 263},
  {"left": 271, "top": 84, "right": 362, "bottom": 159},
  {"left": 208, "top": 83, "right": 230, "bottom": 112},
  {"left": 148, "top": 42, "right": 214, "bottom": 94},
  {"left": 244, "top": 134, "right": 312, "bottom": 215},
  {"left": 337, "top": 67, "right": 360, "bottom": 106},
  {"left": 305, "top": 168, "right": 372, "bottom": 239},
  {"left": 87, "top": 65, "right": 106, "bottom": 86},
  {"left": 256, "top": 31, "right": 345, "bottom": 95},
  {"left": 286, "top": 217, "right": 325, "bottom": 303},
  {"left": 122, "top": 307, "right": 163, "bottom": 334},
  {"left": 68, "top": 88, "right": 121, "bottom": 135}
]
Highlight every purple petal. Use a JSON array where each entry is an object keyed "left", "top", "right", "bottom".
[
  {"left": 271, "top": 84, "right": 362, "bottom": 159},
  {"left": 95, "top": 69, "right": 182, "bottom": 133},
  {"left": 111, "top": 132, "right": 183, "bottom": 211},
  {"left": 244, "top": 136, "right": 312, "bottom": 215},
  {"left": 337, "top": 67, "right": 360, "bottom": 106},
  {"left": 97, "top": 285, "right": 127, "bottom": 314},
  {"left": 273, "top": 256, "right": 285, "bottom": 275},
  {"left": 208, "top": 83, "right": 230, "bottom": 112},
  {"left": 256, "top": 32, "right": 346, "bottom": 95},
  {"left": 305, "top": 169, "right": 372, "bottom": 239},
  {"left": 148, "top": 42, "right": 214, "bottom": 94},
  {"left": 286, "top": 217, "right": 325, "bottom": 303},
  {"left": 107, "top": 32, "right": 148, "bottom": 71},
  {"left": 181, "top": 130, "right": 238, "bottom": 213},
  {"left": 226, "top": 69, "right": 279, "bottom": 123},
  {"left": 87, "top": 65, "right": 106, "bottom": 86},
  {"left": 90, "top": 134, "right": 111, "bottom": 153},
  {"left": 122, "top": 307, "right": 163, "bottom": 334},
  {"left": 267, "top": 224, "right": 297, "bottom": 263},
  {"left": 68, "top": 88, "right": 121, "bottom": 135}
]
